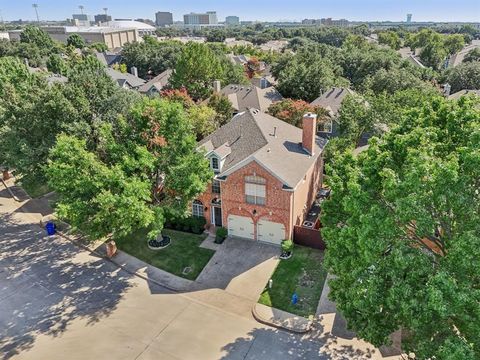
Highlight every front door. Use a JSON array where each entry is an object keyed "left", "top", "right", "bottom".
[{"left": 213, "top": 206, "right": 222, "bottom": 227}]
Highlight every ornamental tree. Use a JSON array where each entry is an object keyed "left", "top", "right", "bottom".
[
  {"left": 322, "top": 96, "right": 480, "bottom": 359},
  {"left": 267, "top": 98, "right": 329, "bottom": 128}
]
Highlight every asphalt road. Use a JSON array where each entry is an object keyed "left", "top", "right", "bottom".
[{"left": 0, "top": 187, "right": 393, "bottom": 360}]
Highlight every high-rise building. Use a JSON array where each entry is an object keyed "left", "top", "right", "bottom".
[
  {"left": 155, "top": 11, "right": 173, "bottom": 27},
  {"left": 184, "top": 11, "right": 218, "bottom": 26},
  {"left": 407, "top": 14, "right": 413, "bottom": 23},
  {"left": 94, "top": 14, "right": 112, "bottom": 23},
  {"left": 225, "top": 16, "right": 240, "bottom": 26}
]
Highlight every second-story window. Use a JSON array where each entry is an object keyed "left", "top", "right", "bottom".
[
  {"left": 211, "top": 157, "right": 219, "bottom": 172},
  {"left": 245, "top": 175, "right": 266, "bottom": 205},
  {"left": 318, "top": 119, "right": 333, "bottom": 133},
  {"left": 212, "top": 179, "right": 221, "bottom": 194}
]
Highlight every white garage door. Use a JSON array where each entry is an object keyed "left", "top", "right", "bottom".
[
  {"left": 228, "top": 215, "right": 254, "bottom": 239},
  {"left": 257, "top": 220, "right": 285, "bottom": 245}
]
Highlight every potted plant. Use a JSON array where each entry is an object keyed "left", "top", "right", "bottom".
[
  {"left": 280, "top": 239, "right": 293, "bottom": 260},
  {"left": 214, "top": 227, "right": 228, "bottom": 244}
]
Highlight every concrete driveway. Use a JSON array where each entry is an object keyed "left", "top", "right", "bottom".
[
  {"left": 193, "top": 237, "right": 279, "bottom": 301},
  {"left": 0, "top": 182, "right": 400, "bottom": 360}
]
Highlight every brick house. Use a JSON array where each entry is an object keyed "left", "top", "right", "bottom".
[{"left": 194, "top": 109, "right": 328, "bottom": 245}]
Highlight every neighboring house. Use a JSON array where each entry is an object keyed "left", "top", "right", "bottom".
[
  {"left": 448, "top": 89, "right": 480, "bottom": 100},
  {"left": 105, "top": 67, "right": 146, "bottom": 90},
  {"left": 95, "top": 51, "right": 122, "bottom": 67},
  {"left": 258, "top": 40, "right": 289, "bottom": 52},
  {"left": 195, "top": 109, "right": 328, "bottom": 245},
  {"left": 397, "top": 47, "right": 425, "bottom": 68},
  {"left": 446, "top": 40, "right": 480, "bottom": 68},
  {"left": 224, "top": 38, "right": 254, "bottom": 48},
  {"left": 226, "top": 53, "right": 250, "bottom": 66},
  {"left": 310, "top": 87, "right": 354, "bottom": 139},
  {"left": 219, "top": 83, "right": 283, "bottom": 113},
  {"left": 138, "top": 69, "right": 172, "bottom": 95}
]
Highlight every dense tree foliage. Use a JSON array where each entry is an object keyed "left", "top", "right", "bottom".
[
  {"left": 122, "top": 37, "right": 184, "bottom": 78},
  {"left": 322, "top": 96, "right": 480, "bottom": 359},
  {"left": 267, "top": 98, "right": 329, "bottom": 128},
  {"left": 442, "top": 61, "right": 480, "bottom": 93},
  {"left": 169, "top": 42, "right": 246, "bottom": 101},
  {"left": 66, "top": 33, "right": 86, "bottom": 49},
  {"left": 48, "top": 98, "right": 212, "bottom": 241},
  {"left": 378, "top": 31, "right": 402, "bottom": 50},
  {"left": 463, "top": 47, "right": 480, "bottom": 63}
]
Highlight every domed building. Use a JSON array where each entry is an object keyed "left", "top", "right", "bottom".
[{"left": 108, "top": 19, "right": 156, "bottom": 36}]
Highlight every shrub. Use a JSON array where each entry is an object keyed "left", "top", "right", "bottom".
[
  {"left": 281, "top": 239, "right": 294, "bottom": 253},
  {"left": 164, "top": 216, "right": 206, "bottom": 234},
  {"left": 215, "top": 227, "right": 228, "bottom": 244}
]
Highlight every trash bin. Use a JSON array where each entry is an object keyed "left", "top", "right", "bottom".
[{"left": 45, "top": 222, "right": 56, "bottom": 236}]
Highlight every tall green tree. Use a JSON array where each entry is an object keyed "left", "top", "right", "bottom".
[
  {"left": 442, "top": 61, "right": 480, "bottom": 93},
  {"left": 169, "top": 43, "right": 231, "bottom": 101},
  {"left": 67, "top": 33, "right": 86, "bottom": 49},
  {"left": 322, "top": 96, "right": 480, "bottom": 360}
]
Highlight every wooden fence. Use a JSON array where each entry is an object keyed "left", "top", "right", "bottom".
[{"left": 293, "top": 225, "right": 325, "bottom": 250}]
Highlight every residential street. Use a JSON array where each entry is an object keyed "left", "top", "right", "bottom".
[{"left": 0, "top": 185, "right": 399, "bottom": 360}]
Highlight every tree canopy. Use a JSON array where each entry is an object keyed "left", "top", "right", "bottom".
[{"left": 322, "top": 96, "right": 480, "bottom": 359}]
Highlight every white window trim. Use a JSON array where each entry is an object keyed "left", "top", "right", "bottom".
[{"left": 318, "top": 118, "right": 333, "bottom": 134}]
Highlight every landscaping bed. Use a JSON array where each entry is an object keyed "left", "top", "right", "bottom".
[
  {"left": 258, "top": 245, "right": 327, "bottom": 318},
  {"left": 115, "top": 229, "right": 214, "bottom": 281}
]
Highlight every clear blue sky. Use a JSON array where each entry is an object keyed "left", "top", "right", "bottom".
[{"left": 2, "top": 0, "right": 479, "bottom": 22}]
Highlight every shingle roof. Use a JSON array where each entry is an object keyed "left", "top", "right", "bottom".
[
  {"left": 447, "top": 41, "right": 480, "bottom": 68},
  {"left": 448, "top": 89, "right": 480, "bottom": 100},
  {"left": 220, "top": 84, "right": 283, "bottom": 112},
  {"left": 198, "top": 109, "right": 328, "bottom": 189},
  {"left": 310, "top": 87, "right": 354, "bottom": 117},
  {"left": 138, "top": 69, "right": 172, "bottom": 93},
  {"left": 105, "top": 68, "right": 146, "bottom": 88},
  {"left": 95, "top": 51, "right": 122, "bottom": 66}
]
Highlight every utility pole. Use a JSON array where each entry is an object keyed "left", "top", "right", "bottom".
[
  {"left": 79, "top": 5, "right": 84, "bottom": 15},
  {"left": 32, "top": 3, "right": 40, "bottom": 23}
]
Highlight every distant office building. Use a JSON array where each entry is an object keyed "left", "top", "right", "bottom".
[
  {"left": 225, "top": 16, "right": 240, "bottom": 26},
  {"left": 407, "top": 14, "right": 413, "bottom": 23},
  {"left": 302, "top": 19, "right": 322, "bottom": 25},
  {"left": 155, "top": 12, "right": 173, "bottom": 27},
  {"left": 321, "top": 18, "right": 349, "bottom": 27},
  {"left": 9, "top": 26, "right": 139, "bottom": 50},
  {"left": 184, "top": 11, "right": 218, "bottom": 26},
  {"left": 94, "top": 14, "right": 112, "bottom": 23},
  {"left": 71, "top": 13, "right": 91, "bottom": 27}
]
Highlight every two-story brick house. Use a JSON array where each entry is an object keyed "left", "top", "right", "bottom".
[{"left": 194, "top": 109, "right": 328, "bottom": 245}]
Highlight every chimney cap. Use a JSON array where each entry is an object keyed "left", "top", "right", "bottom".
[{"left": 304, "top": 112, "right": 317, "bottom": 119}]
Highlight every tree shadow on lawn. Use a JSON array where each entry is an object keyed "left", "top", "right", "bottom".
[{"left": 0, "top": 214, "right": 135, "bottom": 359}]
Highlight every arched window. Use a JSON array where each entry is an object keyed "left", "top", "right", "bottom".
[
  {"left": 245, "top": 175, "right": 266, "bottom": 205},
  {"left": 192, "top": 200, "right": 204, "bottom": 218}
]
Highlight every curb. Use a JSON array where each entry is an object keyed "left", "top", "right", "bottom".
[
  {"left": 38, "top": 217, "right": 187, "bottom": 293},
  {"left": 251, "top": 303, "right": 313, "bottom": 334},
  {"left": 1, "top": 178, "right": 22, "bottom": 202}
]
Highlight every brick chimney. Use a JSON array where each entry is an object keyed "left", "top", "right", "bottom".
[
  {"left": 302, "top": 113, "right": 317, "bottom": 156},
  {"left": 131, "top": 66, "right": 138, "bottom": 77}
]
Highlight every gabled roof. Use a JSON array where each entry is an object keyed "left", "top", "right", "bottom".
[
  {"left": 198, "top": 109, "right": 328, "bottom": 189},
  {"left": 447, "top": 40, "right": 480, "bottom": 68},
  {"left": 138, "top": 69, "right": 172, "bottom": 94},
  {"left": 448, "top": 89, "right": 480, "bottom": 100},
  {"left": 311, "top": 87, "right": 354, "bottom": 117},
  {"left": 106, "top": 68, "right": 146, "bottom": 88},
  {"left": 220, "top": 84, "right": 283, "bottom": 113},
  {"left": 95, "top": 51, "right": 122, "bottom": 66},
  {"left": 226, "top": 53, "right": 250, "bottom": 66}
]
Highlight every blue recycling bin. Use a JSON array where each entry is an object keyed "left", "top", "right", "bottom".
[
  {"left": 45, "top": 222, "right": 56, "bottom": 236},
  {"left": 291, "top": 293, "right": 298, "bottom": 305}
]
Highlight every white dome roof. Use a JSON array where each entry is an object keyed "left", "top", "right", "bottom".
[{"left": 109, "top": 20, "right": 155, "bottom": 31}]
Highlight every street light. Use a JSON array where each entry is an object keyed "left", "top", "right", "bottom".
[
  {"left": 79, "top": 5, "right": 84, "bottom": 15},
  {"left": 32, "top": 3, "right": 40, "bottom": 23}
]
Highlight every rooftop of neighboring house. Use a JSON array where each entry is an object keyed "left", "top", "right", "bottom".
[
  {"left": 448, "top": 89, "right": 480, "bottom": 100},
  {"left": 220, "top": 84, "right": 283, "bottom": 113},
  {"left": 95, "top": 51, "right": 123, "bottom": 67},
  {"left": 105, "top": 67, "right": 146, "bottom": 88},
  {"left": 198, "top": 109, "right": 328, "bottom": 189},
  {"left": 28, "top": 67, "right": 68, "bottom": 85},
  {"left": 224, "top": 38, "right": 254, "bottom": 47},
  {"left": 311, "top": 87, "right": 355, "bottom": 118},
  {"left": 447, "top": 40, "right": 480, "bottom": 68},
  {"left": 258, "top": 40, "right": 289, "bottom": 52},
  {"left": 138, "top": 69, "right": 173, "bottom": 93},
  {"left": 226, "top": 53, "right": 250, "bottom": 66},
  {"left": 397, "top": 47, "right": 425, "bottom": 68}
]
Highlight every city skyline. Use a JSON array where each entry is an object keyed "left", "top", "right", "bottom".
[{"left": 1, "top": 0, "right": 479, "bottom": 23}]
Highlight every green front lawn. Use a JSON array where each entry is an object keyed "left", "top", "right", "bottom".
[
  {"left": 259, "top": 245, "right": 327, "bottom": 318},
  {"left": 115, "top": 229, "right": 214, "bottom": 281}
]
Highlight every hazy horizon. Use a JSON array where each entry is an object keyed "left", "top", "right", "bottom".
[{"left": 2, "top": 0, "right": 479, "bottom": 23}]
